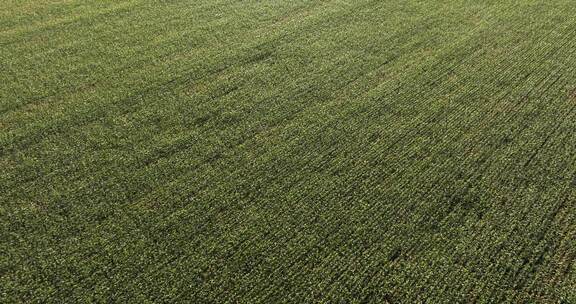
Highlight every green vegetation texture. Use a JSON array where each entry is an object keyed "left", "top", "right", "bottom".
[{"left": 1, "top": 0, "right": 576, "bottom": 302}]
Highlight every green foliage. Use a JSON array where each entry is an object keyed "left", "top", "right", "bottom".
[{"left": 1, "top": 0, "right": 575, "bottom": 302}]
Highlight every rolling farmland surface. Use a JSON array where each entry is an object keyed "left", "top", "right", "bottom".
[{"left": 2, "top": 0, "right": 576, "bottom": 302}]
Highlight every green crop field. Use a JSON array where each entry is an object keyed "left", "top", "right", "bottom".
[{"left": 1, "top": 0, "right": 576, "bottom": 302}]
